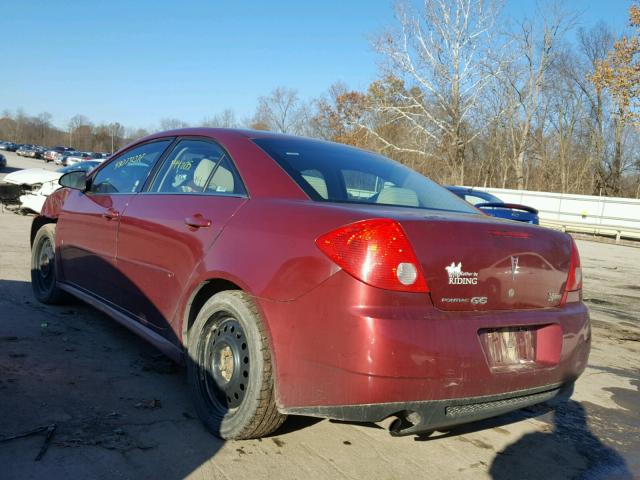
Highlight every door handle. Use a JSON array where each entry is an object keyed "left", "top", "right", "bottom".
[
  {"left": 102, "top": 208, "right": 120, "bottom": 220},
  {"left": 185, "top": 214, "right": 212, "bottom": 229}
]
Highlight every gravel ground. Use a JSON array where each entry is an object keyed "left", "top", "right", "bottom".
[{"left": 0, "top": 152, "right": 638, "bottom": 479}]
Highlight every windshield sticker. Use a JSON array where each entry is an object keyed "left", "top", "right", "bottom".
[
  {"left": 170, "top": 158, "right": 193, "bottom": 171},
  {"left": 114, "top": 152, "right": 147, "bottom": 169},
  {"left": 445, "top": 262, "right": 478, "bottom": 285}
]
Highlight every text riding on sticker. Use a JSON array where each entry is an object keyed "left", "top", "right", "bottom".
[{"left": 445, "top": 262, "right": 479, "bottom": 285}]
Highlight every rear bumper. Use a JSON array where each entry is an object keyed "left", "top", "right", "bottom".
[
  {"left": 283, "top": 382, "right": 572, "bottom": 436},
  {"left": 259, "top": 271, "right": 590, "bottom": 410}
]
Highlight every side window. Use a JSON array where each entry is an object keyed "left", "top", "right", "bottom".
[
  {"left": 300, "top": 169, "right": 328, "bottom": 199},
  {"left": 204, "top": 156, "right": 245, "bottom": 195},
  {"left": 149, "top": 139, "right": 246, "bottom": 195},
  {"left": 90, "top": 140, "right": 171, "bottom": 194}
]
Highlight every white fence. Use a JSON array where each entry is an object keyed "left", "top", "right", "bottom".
[{"left": 469, "top": 187, "right": 640, "bottom": 242}]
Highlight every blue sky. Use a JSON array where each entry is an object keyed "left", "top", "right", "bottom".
[{"left": 1, "top": 0, "right": 633, "bottom": 130}]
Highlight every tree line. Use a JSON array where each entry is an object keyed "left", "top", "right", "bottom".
[{"left": 1, "top": 0, "right": 638, "bottom": 198}]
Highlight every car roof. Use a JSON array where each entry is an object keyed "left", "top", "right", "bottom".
[{"left": 134, "top": 127, "right": 328, "bottom": 146}]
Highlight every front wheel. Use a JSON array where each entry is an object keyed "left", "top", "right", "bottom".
[
  {"left": 187, "top": 291, "right": 286, "bottom": 439},
  {"left": 31, "top": 224, "right": 67, "bottom": 304}
]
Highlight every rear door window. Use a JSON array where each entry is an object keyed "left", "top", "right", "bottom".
[{"left": 148, "top": 139, "right": 246, "bottom": 196}]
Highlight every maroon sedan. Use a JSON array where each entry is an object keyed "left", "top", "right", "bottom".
[{"left": 30, "top": 129, "right": 590, "bottom": 439}]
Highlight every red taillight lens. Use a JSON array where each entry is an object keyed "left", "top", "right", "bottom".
[
  {"left": 316, "top": 218, "right": 428, "bottom": 293},
  {"left": 561, "top": 238, "right": 582, "bottom": 304}
]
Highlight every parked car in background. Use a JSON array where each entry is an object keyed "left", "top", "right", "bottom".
[
  {"left": 30, "top": 129, "right": 588, "bottom": 440},
  {"left": 44, "top": 146, "right": 75, "bottom": 163},
  {"left": 2, "top": 160, "right": 102, "bottom": 213},
  {"left": 65, "top": 151, "right": 104, "bottom": 166},
  {"left": 53, "top": 150, "right": 79, "bottom": 166},
  {"left": 0, "top": 141, "right": 19, "bottom": 152},
  {"left": 446, "top": 186, "right": 540, "bottom": 224},
  {"left": 17, "top": 144, "right": 36, "bottom": 156},
  {"left": 3, "top": 165, "right": 67, "bottom": 190},
  {"left": 23, "top": 146, "right": 46, "bottom": 159}
]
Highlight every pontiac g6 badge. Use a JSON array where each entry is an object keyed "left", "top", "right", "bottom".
[
  {"left": 471, "top": 296, "right": 488, "bottom": 305},
  {"left": 445, "top": 262, "right": 478, "bottom": 285},
  {"left": 510, "top": 256, "right": 520, "bottom": 280}
]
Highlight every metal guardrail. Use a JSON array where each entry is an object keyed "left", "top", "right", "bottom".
[
  {"left": 471, "top": 187, "right": 640, "bottom": 243},
  {"left": 539, "top": 219, "right": 640, "bottom": 242}
]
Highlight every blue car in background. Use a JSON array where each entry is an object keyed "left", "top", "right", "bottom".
[{"left": 446, "top": 186, "right": 540, "bottom": 224}]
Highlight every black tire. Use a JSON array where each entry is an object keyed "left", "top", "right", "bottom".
[
  {"left": 187, "top": 290, "right": 286, "bottom": 439},
  {"left": 31, "top": 223, "right": 67, "bottom": 304}
]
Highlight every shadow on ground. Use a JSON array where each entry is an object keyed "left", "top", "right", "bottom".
[
  {"left": 489, "top": 400, "right": 633, "bottom": 480},
  {"left": 0, "top": 279, "right": 227, "bottom": 479}
]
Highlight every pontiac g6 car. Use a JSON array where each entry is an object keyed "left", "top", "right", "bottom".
[{"left": 30, "top": 129, "right": 590, "bottom": 439}]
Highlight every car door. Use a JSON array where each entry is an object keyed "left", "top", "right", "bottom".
[
  {"left": 115, "top": 138, "right": 248, "bottom": 336},
  {"left": 57, "top": 139, "right": 173, "bottom": 305}
]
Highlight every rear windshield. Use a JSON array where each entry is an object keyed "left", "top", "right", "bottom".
[{"left": 253, "top": 137, "right": 478, "bottom": 214}]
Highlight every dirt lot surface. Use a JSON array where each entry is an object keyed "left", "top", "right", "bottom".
[{"left": 1, "top": 152, "right": 639, "bottom": 479}]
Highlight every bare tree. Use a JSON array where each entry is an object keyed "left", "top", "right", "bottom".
[
  {"left": 557, "top": 23, "right": 614, "bottom": 193},
  {"left": 362, "top": 0, "right": 505, "bottom": 184},
  {"left": 109, "top": 122, "right": 124, "bottom": 153},
  {"left": 200, "top": 109, "right": 238, "bottom": 128},
  {"left": 252, "top": 87, "right": 308, "bottom": 135},
  {"left": 35, "top": 112, "right": 53, "bottom": 145},
  {"left": 593, "top": 4, "right": 640, "bottom": 195},
  {"left": 159, "top": 118, "right": 190, "bottom": 131},
  {"left": 499, "top": 7, "right": 575, "bottom": 189},
  {"left": 68, "top": 114, "right": 90, "bottom": 148}
]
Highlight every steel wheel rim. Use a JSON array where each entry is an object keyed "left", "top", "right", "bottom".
[
  {"left": 35, "top": 236, "right": 55, "bottom": 292},
  {"left": 198, "top": 314, "right": 250, "bottom": 412}
]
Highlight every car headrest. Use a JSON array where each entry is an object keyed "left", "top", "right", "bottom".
[
  {"left": 209, "top": 165, "right": 234, "bottom": 193},
  {"left": 377, "top": 187, "right": 419, "bottom": 207},
  {"left": 193, "top": 159, "right": 215, "bottom": 188}
]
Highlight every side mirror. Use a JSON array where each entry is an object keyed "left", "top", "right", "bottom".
[{"left": 59, "top": 171, "right": 88, "bottom": 191}]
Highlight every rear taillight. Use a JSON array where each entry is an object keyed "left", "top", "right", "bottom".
[
  {"left": 316, "top": 218, "right": 428, "bottom": 293},
  {"left": 561, "top": 237, "right": 582, "bottom": 305}
]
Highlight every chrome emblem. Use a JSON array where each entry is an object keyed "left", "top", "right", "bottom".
[
  {"left": 510, "top": 256, "right": 520, "bottom": 280},
  {"left": 471, "top": 296, "right": 488, "bottom": 305}
]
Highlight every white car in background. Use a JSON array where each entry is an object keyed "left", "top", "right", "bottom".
[
  {"left": 64, "top": 151, "right": 105, "bottom": 166},
  {"left": 2, "top": 160, "right": 102, "bottom": 213}
]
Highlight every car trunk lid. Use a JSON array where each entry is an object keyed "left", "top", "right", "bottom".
[{"left": 400, "top": 215, "right": 572, "bottom": 311}]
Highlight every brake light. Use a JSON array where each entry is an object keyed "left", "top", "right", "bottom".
[
  {"left": 316, "top": 218, "right": 428, "bottom": 293},
  {"left": 561, "top": 238, "right": 582, "bottom": 304}
]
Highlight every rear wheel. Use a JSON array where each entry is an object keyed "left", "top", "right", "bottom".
[
  {"left": 31, "top": 224, "right": 67, "bottom": 304},
  {"left": 187, "top": 291, "right": 286, "bottom": 439}
]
